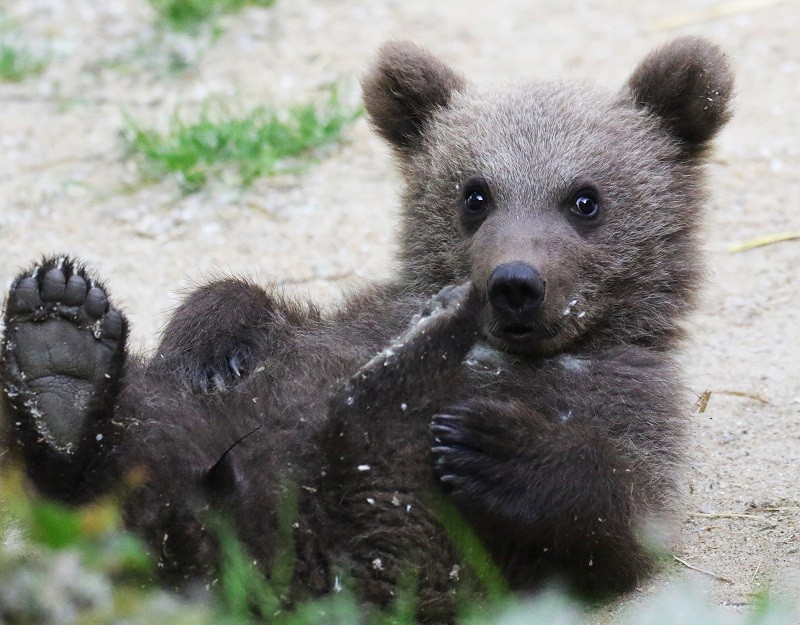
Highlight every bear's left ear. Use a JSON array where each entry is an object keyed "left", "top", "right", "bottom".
[
  {"left": 362, "top": 41, "right": 465, "bottom": 154},
  {"left": 625, "top": 36, "right": 734, "bottom": 155}
]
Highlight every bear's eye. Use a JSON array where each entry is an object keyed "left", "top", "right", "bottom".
[
  {"left": 570, "top": 190, "right": 601, "bottom": 219},
  {"left": 461, "top": 177, "right": 492, "bottom": 226}
]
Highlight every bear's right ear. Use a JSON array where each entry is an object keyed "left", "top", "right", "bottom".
[
  {"left": 625, "top": 36, "right": 734, "bottom": 155},
  {"left": 362, "top": 41, "right": 465, "bottom": 153}
]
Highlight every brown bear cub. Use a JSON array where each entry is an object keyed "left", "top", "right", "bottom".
[{"left": 1, "top": 37, "right": 732, "bottom": 621}]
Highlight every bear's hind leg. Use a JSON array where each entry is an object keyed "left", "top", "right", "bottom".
[
  {"left": 2, "top": 256, "right": 128, "bottom": 502},
  {"left": 150, "top": 278, "right": 310, "bottom": 394}
]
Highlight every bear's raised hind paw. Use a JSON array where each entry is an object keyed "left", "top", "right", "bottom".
[{"left": 3, "top": 257, "right": 128, "bottom": 464}]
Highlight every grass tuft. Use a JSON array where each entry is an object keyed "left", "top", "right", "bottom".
[
  {"left": 123, "top": 89, "right": 360, "bottom": 193},
  {"left": 0, "top": 39, "right": 47, "bottom": 82},
  {"left": 149, "top": 0, "right": 276, "bottom": 33}
]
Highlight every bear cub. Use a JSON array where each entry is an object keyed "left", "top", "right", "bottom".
[{"left": 1, "top": 37, "right": 732, "bottom": 622}]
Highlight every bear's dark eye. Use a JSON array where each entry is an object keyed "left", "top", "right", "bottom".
[
  {"left": 461, "top": 177, "right": 492, "bottom": 227},
  {"left": 570, "top": 189, "right": 601, "bottom": 219}
]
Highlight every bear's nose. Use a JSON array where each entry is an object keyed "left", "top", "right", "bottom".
[{"left": 488, "top": 262, "right": 546, "bottom": 317}]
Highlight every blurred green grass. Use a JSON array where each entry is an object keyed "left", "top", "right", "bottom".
[
  {"left": 149, "top": 0, "right": 276, "bottom": 33},
  {"left": 0, "top": 8, "right": 48, "bottom": 83},
  {"left": 1, "top": 461, "right": 797, "bottom": 625},
  {"left": 122, "top": 89, "right": 360, "bottom": 193},
  {"left": 0, "top": 38, "right": 47, "bottom": 82}
]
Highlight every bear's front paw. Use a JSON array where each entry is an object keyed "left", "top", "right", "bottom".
[
  {"left": 193, "top": 351, "right": 249, "bottom": 394},
  {"left": 3, "top": 257, "right": 128, "bottom": 456},
  {"left": 429, "top": 400, "right": 524, "bottom": 510},
  {"left": 332, "top": 283, "right": 481, "bottom": 413}
]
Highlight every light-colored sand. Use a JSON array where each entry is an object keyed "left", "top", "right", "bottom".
[{"left": 0, "top": 0, "right": 797, "bottom": 616}]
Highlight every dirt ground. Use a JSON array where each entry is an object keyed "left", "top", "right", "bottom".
[{"left": 0, "top": 0, "right": 798, "bottom": 618}]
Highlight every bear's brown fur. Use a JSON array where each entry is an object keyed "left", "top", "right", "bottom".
[{"left": 1, "top": 37, "right": 733, "bottom": 622}]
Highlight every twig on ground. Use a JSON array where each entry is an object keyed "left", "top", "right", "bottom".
[
  {"left": 751, "top": 558, "right": 764, "bottom": 584},
  {"left": 728, "top": 231, "right": 800, "bottom": 253},
  {"left": 716, "top": 390, "right": 770, "bottom": 405},
  {"left": 672, "top": 555, "right": 735, "bottom": 584},
  {"left": 759, "top": 506, "right": 800, "bottom": 512},
  {"left": 649, "top": 0, "right": 793, "bottom": 31},
  {"left": 693, "top": 389, "right": 770, "bottom": 413},
  {"left": 689, "top": 511, "right": 767, "bottom": 521}
]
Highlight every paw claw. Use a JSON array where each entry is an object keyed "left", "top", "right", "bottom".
[
  {"left": 212, "top": 373, "right": 227, "bottom": 392},
  {"left": 430, "top": 423, "right": 459, "bottom": 437},
  {"left": 229, "top": 356, "right": 242, "bottom": 378},
  {"left": 433, "top": 413, "right": 464, "bottom": 424},
  {"left": 192, "top": 351, "right": 251, "bottom": 394}
]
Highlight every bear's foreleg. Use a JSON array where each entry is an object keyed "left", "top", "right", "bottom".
[
  {"left": 429, "top": 397, "right": 669, "bottom": 593},
  {"left": 149, "top": 278, "right": 310, "bottom": 393}
]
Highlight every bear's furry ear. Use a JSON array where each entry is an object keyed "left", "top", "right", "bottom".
[
  {"left": 626, "top": 36, "right": 734, "bottom": 154},
  {"left": 362, "top": 41, "right": 465, "bottom": 152}
]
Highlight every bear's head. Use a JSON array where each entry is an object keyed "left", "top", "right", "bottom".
[{"left": 363, "top": 38, "right": 733, "bottom": 357}]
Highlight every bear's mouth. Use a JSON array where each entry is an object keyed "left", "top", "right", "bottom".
[{"left": 491, "top": 323, "right": 558, "bottom": 343}]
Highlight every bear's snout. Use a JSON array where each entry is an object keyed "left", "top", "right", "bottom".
[{"left": 487, "top": 261, "right": 546, "bottom": 321}]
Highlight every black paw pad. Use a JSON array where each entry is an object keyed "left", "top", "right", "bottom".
[
  {"left": 41, "top": 267, "right": 67, "bottom": 302},
  {"left": 100, "top": 311, "right": 125, "bottom": 341},
  {"left": 3, "top": 256, "right": 128, "bottom": 456},
  {"left": 85, "top": 287, "right": 108, "bottom": 318},
  {"left": 64, "top": 274, "right": 88, "bottom": 306},
  {"left": 10, "top": 277, "right": 42, "bottom": 313}
]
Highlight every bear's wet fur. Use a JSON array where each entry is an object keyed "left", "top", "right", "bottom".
[{"left": 1, "top": 37, "right": 733, "bottom": 622}]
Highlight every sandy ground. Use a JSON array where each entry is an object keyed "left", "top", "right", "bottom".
[{"left": 0, "top": 0, "right": 798, "bottom": 617}]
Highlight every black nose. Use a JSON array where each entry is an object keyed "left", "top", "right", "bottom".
[{"left": 488, "top": 262, "right": 546, "bottom": 317}]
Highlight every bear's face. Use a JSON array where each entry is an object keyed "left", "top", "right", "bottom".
[{"left": 364, "top": 39, "right": 733, "bottom": 356}]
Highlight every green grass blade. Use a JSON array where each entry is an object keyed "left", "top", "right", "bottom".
[{"left": 431, "top": 495, "right": 509, "bottom": 605}]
